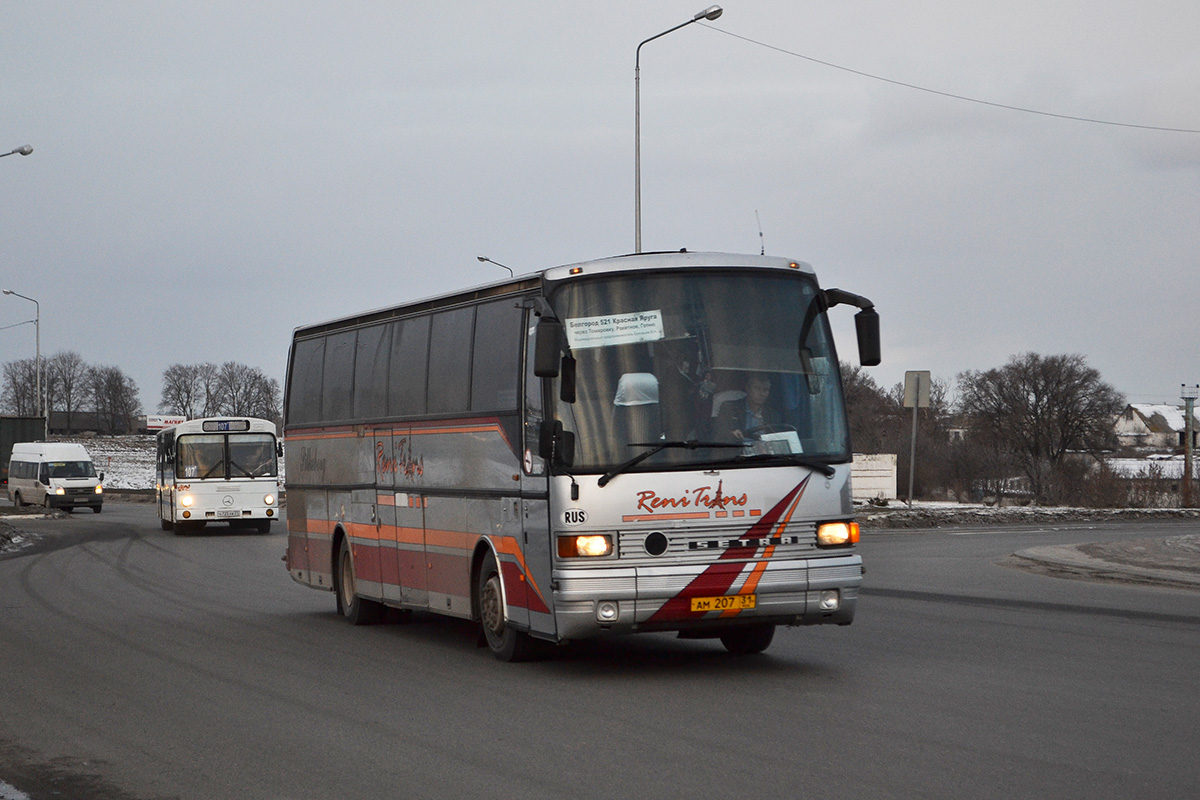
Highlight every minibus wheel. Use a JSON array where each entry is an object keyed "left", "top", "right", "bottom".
[
  {"left": 477, "top": 550, "right": 535, "bottom": 662},
  {"left": 335, "top": 536, "right": 383, "bottom": 625},
  {"left": 719, "top": 624, "right": 775, "bottom": 655},
  {"left": 12, "top": 493, "right": 23, "bottom": 508}
]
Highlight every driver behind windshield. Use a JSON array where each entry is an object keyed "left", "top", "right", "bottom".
[{"left": 715, "top": 373, "right": 779, "bottom": 442}]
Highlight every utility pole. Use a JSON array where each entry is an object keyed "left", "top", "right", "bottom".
[
  {"left": 1183, "top": 384, "right": 1198, "bottom": 508},
  {"left": 903, "top": 371, "right": 931, "bottom": 508}
]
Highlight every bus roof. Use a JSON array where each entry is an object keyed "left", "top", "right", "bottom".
[{"left": 290, "top": 251, "right": 815, "bottom": 340}]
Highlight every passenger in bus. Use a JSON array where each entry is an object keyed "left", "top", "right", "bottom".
[{"left": 715, "top": 373, "right": 779, "bottom": 441}]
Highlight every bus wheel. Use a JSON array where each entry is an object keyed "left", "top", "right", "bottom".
[
  {"left": 12, "top": 493, "right": 23, "bottom": 509},
  {"left": 160, "top": 518, "right": 173, "bottom": 531},
  {"left": 255, "top": 519, "right": 271, "bottom": 534},
  {"left": 477, "top": 550, "right": 534, "bottom": 662},
  {"left": 719, "top": 624, "right": 776, "bottom": 655},
  {"left": 336, "top": 537, "right": 383, "bottom": 625}
]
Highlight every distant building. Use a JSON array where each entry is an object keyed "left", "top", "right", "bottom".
[{"left": 1114, "top": 404, "right": 1199, "bottom": 452}]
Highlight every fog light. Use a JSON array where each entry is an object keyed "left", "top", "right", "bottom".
[
  {"left": 819, "top": 589, "right": 840, "bottom": 611},
  {"left": 596, "top": 601, "right": 619, "bottom": 623},
  {"left": 182, "top": 510, "right": 192, "bottom": 519},
  {"left": 266, "top": 509, "right": 274, "bottom": 517}
]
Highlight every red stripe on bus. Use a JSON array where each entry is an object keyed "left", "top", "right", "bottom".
[{"left": 647, "top": 476, "right": 812, "bottom": 622}]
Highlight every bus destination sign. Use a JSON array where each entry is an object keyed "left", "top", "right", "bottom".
[{"left": 202, "top": 419, "right": 251, "bottom": 433}]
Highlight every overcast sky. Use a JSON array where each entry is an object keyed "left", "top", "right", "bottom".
[{"left": 3, "top": 1, "right": 1197, "bottom": 414}]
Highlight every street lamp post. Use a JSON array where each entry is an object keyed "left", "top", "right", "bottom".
[
  {"left": 3, "top": 289, "right": 42, "bottom": 436},
  {"left": 1183, "top": 384, "right": 1198, "bottom": 508},
  {"left": 635, "top": 5, "right": 722, "bottom": 254},
  {"left": 1, "top": 145, "right": 33, "bottom": 158}
]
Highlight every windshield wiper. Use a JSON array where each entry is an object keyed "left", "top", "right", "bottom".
[
  {"left": 597, "top": 440, "right": 742, "bottom": 487},
  {"left": 735, "top": 452, "right": 838, "bottom": 478}
]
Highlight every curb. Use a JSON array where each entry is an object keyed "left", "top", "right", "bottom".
[{"left": 1012, "top": 535, "right": 1200, "bottom": 591}]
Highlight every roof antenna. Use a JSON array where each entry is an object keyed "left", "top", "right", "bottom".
[
  {"left": 755, "top": 211, "right": 765, "bottom": 255},
  {"left": 477, "top": 255, "right": 513, "bottom": 277}
]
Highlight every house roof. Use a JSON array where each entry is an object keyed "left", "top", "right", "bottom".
[{"left": 1125, "top": 404, "right": 1200, "bottom": 434}]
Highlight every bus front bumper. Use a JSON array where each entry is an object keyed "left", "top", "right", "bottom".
[{"left": 551, "top": 554, "right": 861, "bottom": 641}]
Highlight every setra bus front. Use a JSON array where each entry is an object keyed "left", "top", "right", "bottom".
[{"left": 532, "top": 252, "right": 878, "bottom": 654}]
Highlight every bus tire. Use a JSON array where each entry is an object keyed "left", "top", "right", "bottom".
[
  {"left": 160, "top": 518, "right": 173, "bottom": 531},
  {"left": 12, "top": 492, "right": 23, "bottom": 509},
  {"left": 477, "top": 550, "right": 535, "bottom": 662},
  {"left": 255, "top": 519, "right": 271, "bottom": 534},
  {"left": 336, "top": 536, "right": 383, "bottom": 625},
  {"left": 719, "top": 624, "right": 776, "bottom": 655}
]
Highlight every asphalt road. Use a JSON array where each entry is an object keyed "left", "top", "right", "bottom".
[{"left": 1, "top": 505, "right": 1198, "bottom": 799}]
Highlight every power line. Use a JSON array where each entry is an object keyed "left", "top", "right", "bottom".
[{"left": 704, "top": 25, "right": 1200, "bottom": 135}]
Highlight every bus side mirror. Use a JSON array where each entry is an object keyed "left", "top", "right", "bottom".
[
  {"left": 560, "top": 355, "right": 576, "bottom": 404},
  {"left": 538, "top": 420, "right": 576, "bottom": 468},
  {"left": 534, "top": 319, "right": 563, "bottom": 377},
  {"left": 854, "top": 307, "right": 881, "bottom": 367}
]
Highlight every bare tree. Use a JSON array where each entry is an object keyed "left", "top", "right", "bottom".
[
  {"left": 89, "top": 365, "right": 142, "bottom": 434},
  {"left": 840, "top": 362, "right": 903, "bottom": 454},
  {"left": 46, "top": 351, "right": 89, "bottom": 431},
  {"left": 957, "top": 353, "right": 1124, "bottom": 503},
  {"left": 159, "top": 363, "right": 204, "bottom": 419},
  {"left": 162, "top": 361, "right": 281, "bottom": 422},
  {"left": 1, "top": 358, "right": 39, "bottom": 415},
  {"left": 215, "top": 361, "right": 281, "bottom": 420},
  {"left": 198, "top": 362, "right": 220, "bottom": 417}
]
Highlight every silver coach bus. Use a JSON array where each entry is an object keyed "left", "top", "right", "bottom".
[{"left": 283, "top": 251, "right": 880, "bottom": 660}]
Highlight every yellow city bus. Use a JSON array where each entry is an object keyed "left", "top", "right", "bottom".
[{"left": 283, "top": 251, "right": 880, "bottom": 660}]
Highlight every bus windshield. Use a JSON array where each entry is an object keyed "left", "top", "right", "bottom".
[
  {"left": 177, "top": 433, "right": 278, "bottom": 479},
  {"left": 547, "top": 269, "right": 850, "bottom": 473}
]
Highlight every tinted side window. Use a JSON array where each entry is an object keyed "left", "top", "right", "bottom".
[
  {"left": 354, "top": 324, "right": 392, "bottom": 420},
  {"left": 471, "top": 299, "right": 522, "bottom": 411},
  {"left": 322, "top": 330, "right": 357, "bottom": 422},
  {"left": 390, "top": 316, "right": 430, "bottom": 417},
  {"left": 287, "top": 337, "right": 326, "bottom": 424},
  {"left": 427, "top": 307, "right": 474, "bottom": 414}
]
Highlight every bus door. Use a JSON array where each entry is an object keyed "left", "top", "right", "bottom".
[
  {"left": 519, "top": 311, "right": 557, "bottom": 639},
  {"left": 377, "top": 426, "right": 428, "bottom": 608},
  {"left": 156, "top": 432, "right": 174, "bottom": 522}
]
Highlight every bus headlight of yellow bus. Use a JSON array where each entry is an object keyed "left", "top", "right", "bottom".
[
  {"left": 817, "top": 521, "right": 860, "bottom": 547},
  {"left": 558, "top": 534, "right": 613, "bottom": 559}
]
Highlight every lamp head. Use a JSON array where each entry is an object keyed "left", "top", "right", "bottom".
[{"left": 695, "top": 5, "right": 722, "bottom": 21}]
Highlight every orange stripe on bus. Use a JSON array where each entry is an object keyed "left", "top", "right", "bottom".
[
  {"left": 722, "top": 483, "right": 805, "bottom": 617},
  {"left": 621, "top": 512, "right": 711, "bottom": 522}
]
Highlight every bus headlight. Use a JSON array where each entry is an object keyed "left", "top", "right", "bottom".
[
  {"left": 817, "top": 521, "right": 860, "bottom": 547},
  {"left": 180, "top": 495, "right": 194, "bottom": 508},
  {"left": 95, "top": 485, "right": 103, "bottom": 494},
  {"left": 264, "top": 494, "right": 275, "bottom": 506},
  {"left": 557, "top": 534, "right": 613, "bottom": 558}
]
